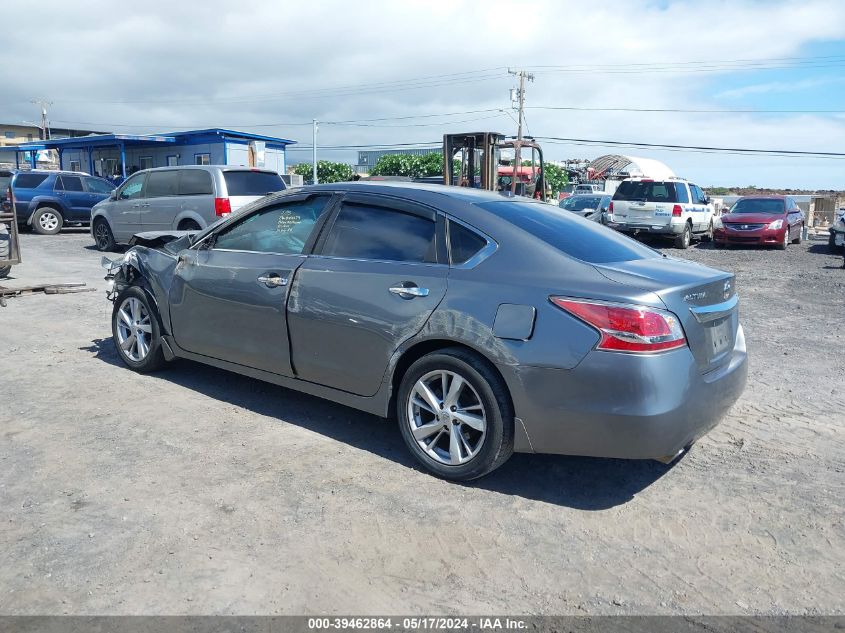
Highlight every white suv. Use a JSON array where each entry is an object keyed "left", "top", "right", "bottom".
[{"left": 606, "top": 177, "right": 714, "bottom": 249}]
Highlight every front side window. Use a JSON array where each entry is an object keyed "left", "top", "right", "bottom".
[
  {"left": 145, "top": 170, "right": 180, "bottom": 198},
  {"left": 85, "top": 178, "right": 115, "bottom": 194},
  {"left": 118, "top": 173, "right": 145, "bottom": 200},
  {"left": 321, "top": 203, "right": 437, "bottom": 264},
  {"left": 213, "top": 196, "right": 331, "bottom": 254},
  {"left": 195, "top": 153, "right": 210, "bottom": 166}
]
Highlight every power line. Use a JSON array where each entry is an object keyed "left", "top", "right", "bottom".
[
  {"left": 536, "top": 136, "right": 845, "bottom": 159},
  {"left": 528, "top": 106, "right": 845, "bottom": 114}
]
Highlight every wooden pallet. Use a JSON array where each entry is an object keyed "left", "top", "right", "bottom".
[{"left": 0, "top": 282, "right": 95, "bottom": 307}]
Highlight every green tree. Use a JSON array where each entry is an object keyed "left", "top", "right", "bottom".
[
  {"left": 371, "top": 152, "right": 444, "bottom": 179},
  {"left": 293, "top": 161, "right": 354, "bottom": 184},
  {"left": 542, "top": 162, "right": 568, "bottom": 197}
]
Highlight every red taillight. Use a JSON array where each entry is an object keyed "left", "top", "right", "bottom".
[
  {"left": 214, "top": 197, "right": 231, "bottom": 216},
  {"left": 550, "top": 297, "right": 687, "bottom": 353},
  {"left": 672, "top": 204, "right": 682, "bottom": 217},
  {"left": 608, "top": 201, "right": 614, "bottom": 213}
]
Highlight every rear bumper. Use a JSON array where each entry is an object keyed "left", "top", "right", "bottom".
[
  {"left": 607, "top": 220, "right": 683, "bottom": 236},
  {"left": 715, "top": 227, "right": 785, "bottom": 245},
  {"left": 502, "top": 325, "right": 748, "bottom": 459}
]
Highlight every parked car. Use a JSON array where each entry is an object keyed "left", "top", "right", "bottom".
[
  {"left": 1, "top": 170, "right": 115, "bottom": 235},
  {"left": 102, "top": 182, "right": 747, "bottom": 481},
  {"left": 573, "top": 183, "right": 605, "bottom": 195},
  {"left": 714, "top": 196, "right": 804, "bottom": 250},
  {"left": 559, "top": 193, "right": 612, "bottom": 223},
  {"left": 90, "top": 165, "right": 285, "bottom": 251},
  {"left": 829, "top": 208, "right": 845, "bottom": 254},
  {"left": 606, "top": 177, "right": 715, "bottom": 249}
]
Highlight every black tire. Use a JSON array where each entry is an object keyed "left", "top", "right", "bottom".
[
  {"left": 701, "top": 220, "right": 714, "bottom": 243},
  {"left": 777, "top": 227, "right": 788, "bottom": 250},
  {"left": 0, "top": 224, "right": 10, "bottom": 277},
  {"left": 93, "top": 217, "right": 117, "bottom": 252},
  {"left": 32, "top": 206, "right": 63, "bottom": 235},
  {"left": 674, "top": 222, "right": 691, "bottom": 249},
  {"left": 111, "top": 286, "right": 166, "bottom": 373},
  {"left": 792, "top": 222, "right": 802, "bottom": 244},
  {"left": 396, "top": 347, "right": 514, "bottom": 481},
  {"left": 178, "top": 219, "right": 201, "bottom": 231}
]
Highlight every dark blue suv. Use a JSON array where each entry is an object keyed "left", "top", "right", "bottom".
[{"left": 2, "top": 170, "right": 115, "bottom": 235}]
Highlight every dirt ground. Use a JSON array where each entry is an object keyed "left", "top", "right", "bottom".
[{"left": 1, "top": 229, "right": 843, "bottom": 615}]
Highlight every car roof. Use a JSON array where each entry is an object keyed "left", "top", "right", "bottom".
[
  {"left": 135, "top": 165, "right": 280, "bottom": 175},
  {"left": 300, "top": 180, "right": 534, "bottom": 203}
]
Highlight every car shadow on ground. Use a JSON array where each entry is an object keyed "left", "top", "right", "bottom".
[
  {"left": 807, "top": 242, "right": 841, "bottom": 256},
  {"left": 81, "top": 337, "right": 675, "bottom": 510}
]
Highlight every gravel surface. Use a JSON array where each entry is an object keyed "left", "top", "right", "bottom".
[{"left": 1, "top": 229, "right": 843, "bottom": 615}]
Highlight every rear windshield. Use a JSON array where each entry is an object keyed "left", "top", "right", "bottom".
[
  {"left": 223, "top": 171, "right": 285, "bottom": 196},
  {"left": 477, "top": 200, "right": 659, "bottom": 264},
  {"left": 561, "top": 196, "right": 604, "bottom": 211},
  {"left": 613, "top": 180, "right": 680, "bottom": 203},
  {"left": 730, "top": 198, "right": 785, "bottom": 214},
  {"left": 14, "top": 173, "right": 49, "bottom": 189}
]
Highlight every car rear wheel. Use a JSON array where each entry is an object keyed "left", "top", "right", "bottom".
[
  {"left": 32, "top": 207, "right": 63, "bottom": 235},
  {"left": 112, "top": 287, "right": 166, "bottom": 373},
  {"left": 792, "top": 222, "right": 802, "bottom": 244},
  {"left": 397, "top": 348, "right": 514, "bottom": 481},
  {"left": 178, "top": 219, "right": 201, "bottom": 231},
  {"left": 93, "top": 218, "right": 117, "bottom": 252},
  {"left": 674, "top": 223, "right": 691, "bottom": 249}
]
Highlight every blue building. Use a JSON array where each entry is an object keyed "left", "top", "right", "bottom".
[{"left": 13, "top": 128, "right": 296, "bottom": 179}]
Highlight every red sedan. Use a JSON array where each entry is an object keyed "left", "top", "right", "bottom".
[{"left": 714, "top": 196, "right": 805, "bottom": 250}]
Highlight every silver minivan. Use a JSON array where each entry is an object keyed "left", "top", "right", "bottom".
[{"left": 90, "top": 165, "right": 285, "bottom": 251}]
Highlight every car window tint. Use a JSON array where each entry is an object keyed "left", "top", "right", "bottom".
[
  {"left": 213, "top": 196, "right": 331, "bottom": 254},
  {"left": 14, "top": 173, "right": 49, "bottom": 188},
  {"left": 731, "top": 198, "right": 785, "bottom": 214},
  {"left": 60, "top": 175, "right": 84, "bottom": 192},
  {"left": 675, "top": 183, "right": 690, "bottom": 203},
  {"left": 449, "top": 220, "right": 487, "bottom": 265},
  {"left": 479, "top": 200, "right": 660, "bottom": 264},
  {"left": 612, "top": 181, "right": 679, "bottom": 203},
  {"left": 322, "top": 203, "right": 437, "bottom": 263},
  {"left": 85, "top": 178, "right": 114, "bottom": 194},
  {"left": 145, "top": 170, "right": 180, "bottom": 198},
  {"left": 178, "top": 170, "right": 213, "bottom": 196},
  {"left": 118, "top": 174, "right": 145, "bottom": 200},
  {"left": 223, "top": 171, "right": 284, "bottom": 196}
]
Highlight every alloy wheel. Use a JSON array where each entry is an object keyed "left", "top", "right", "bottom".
[
  {"left": 406, "top": 370, "right": 487, "bottom": 466},
  {"left": 115, "top": 296, "right": 153, "bottom": 362},
  {"left": 94, "top": 222, "right": 111, "bottom": 249},
  {"left": 39, "top": 211, "right": 59, "bottom": 232}
]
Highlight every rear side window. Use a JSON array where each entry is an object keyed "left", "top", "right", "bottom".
[
  {"left": 449, "top": 220, "right": 487, "bottom": 265},
  {"left": 213, "top": 195, "right": 331, "bottom": 254},
  {"left": 322, "top": 203, "right": 437, "bottom": 263},
  {"left": 14, "top": 173, "right": 49, "bottom": 188},
  {"left": 478, "top": 200, "right": 659, "bottom": 264},
  {"left": 613, "top": 181, "right": 680, "bottom": 203},
  {"left": 57, "top": 175, "right": 84, "bottom": 192},
  {"left": 145, "top": 171, "right": 180, "bottom": 198},
  {"left": 178, "top": 170, "right": 213, "bottom": 196},
  {"left": 675, "top": 183, "right": 690, "bottom": 203},
  {"left": 223, "top": 171, "right": 285, "bottom": 196}
]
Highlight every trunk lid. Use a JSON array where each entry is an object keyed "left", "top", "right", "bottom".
[
  {"left": 614, "top": 199, "right": 673, "bottom": 227},
  {"left": 593, "top": 257, "right": 738, "bottom": 373}
]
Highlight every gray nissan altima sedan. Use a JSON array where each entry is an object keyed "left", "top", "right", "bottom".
[{"left": 104, "top": 182, "right": 748, "bottom": 481}]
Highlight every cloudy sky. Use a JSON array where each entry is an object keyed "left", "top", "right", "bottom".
[{"left": 5, "top": 0, "right": 845, "bottom": 188}]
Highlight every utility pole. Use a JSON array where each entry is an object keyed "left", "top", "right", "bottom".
[
  {"left": 507, "top": 69, "right": 534, "bottom": 142},
  {"left": 312, "top": 119, "right": 318, "bottom": 185},
  {"left": 30, "top": 99, "right": 52, "bottom": 140}
]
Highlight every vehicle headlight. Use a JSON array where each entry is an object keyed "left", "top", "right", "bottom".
[{"left": 767, "top": 219, "right": 783, "bottom": 230}]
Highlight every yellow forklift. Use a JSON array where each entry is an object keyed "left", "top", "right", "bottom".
[{"left": 441, "top": 132, "right": 548, "bottom": 201}]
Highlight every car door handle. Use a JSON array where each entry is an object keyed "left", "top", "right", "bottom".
[
  {"left": 258, "top": 274, "right": 288, "bottom": 288},
  {"left": 389, "top": 285, "right": 429, "bottom": 298}
]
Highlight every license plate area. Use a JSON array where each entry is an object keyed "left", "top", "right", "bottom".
[{"left": 707, "top": 317, "right": 732, "bottom": 358}]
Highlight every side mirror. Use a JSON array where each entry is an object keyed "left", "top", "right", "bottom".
[
  {"left": 110, "top": 190, "right": 118, "bottom": 200},
  {"left": 704, "top": 196, "right": 711, "bottom": 205}
]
